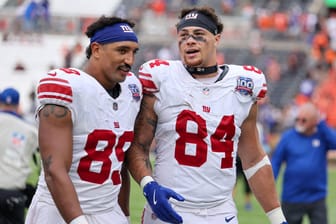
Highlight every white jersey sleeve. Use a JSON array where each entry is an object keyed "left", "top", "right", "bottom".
[
  {"left": 138, "top": 61, "right": 267, "bottom": 208},
  {"left": 231, "top": 64, "right": 267, "bottom": 102},
  {"left": 138, "top": 59, "right": 171, "bottom": 94},
  {"left": 36, "top": 68, "right": 142, "bottom": 213}
]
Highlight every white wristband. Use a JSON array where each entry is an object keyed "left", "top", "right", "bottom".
[
  {"left": 266, "top": 207, "right": 287, "bottom": 224},
  {"left": 69, "top": 215, "right": 89, "bottom": 224},
  {"left": 140, "top": 176, "right": 154, "bottom": 190}
]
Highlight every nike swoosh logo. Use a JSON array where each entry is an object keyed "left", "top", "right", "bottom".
[
  {"left": 225, "top": 216, "right": 235, "bottom": 222},
  {"left": 153, "top": 190, "right": 157, "bottom": 205}
]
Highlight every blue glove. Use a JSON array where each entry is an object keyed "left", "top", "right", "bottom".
[{"left": 143, "top": 181, "right": 185, "bottom": 224}]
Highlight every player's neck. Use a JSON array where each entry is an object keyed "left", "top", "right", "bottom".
[
  {"left": 106, "top": 83, "right": 121, "bottom": 99},
  {"left": 185, "top": 64, "right": 218, "bottom": 78},
  {"left": 192, "top": 71, "right": 218, "bottom": 80},
  {"left": 193, "top": 66, "right": 227, "bottom": 83}
]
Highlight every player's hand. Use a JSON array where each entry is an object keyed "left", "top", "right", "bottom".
[{"left": 143, "top": 181, "right": 184, "bottom": 224}]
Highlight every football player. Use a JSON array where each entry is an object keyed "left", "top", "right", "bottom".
[
  {"left": 126, "top": 6, "right": 287, "bottom": 224},
  {"left": 25, "top": 16, "right": 141, "bottom": 224}
]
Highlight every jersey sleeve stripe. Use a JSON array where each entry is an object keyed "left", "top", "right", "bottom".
[
  {"left": 40, "top": 77, "right": 70, "bottom": 83},
  {"left": 38, "top": 94, "right": 73, "bottom": 103},
  {"left": 37, "top": 78, "right": 73, "bottom": 103},
  {"left": 138, "top": 72, "right": 152, "bottom": 78},
  {"left": 139, "top": 79, "right": 158, "bottom": 93},
  {"left": 257, "top": 89, "right": 267, "bottom": 98},
  {"left": 139, "top": 72, "right": 158, "bottom": 94}
]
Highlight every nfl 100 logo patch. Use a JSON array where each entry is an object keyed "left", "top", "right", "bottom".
[
  {"left": 128, "top": 84, "right": 141, "bottom": 101},
  {"left": 235, "top": 76, "right": 254, "bottom": 96}
]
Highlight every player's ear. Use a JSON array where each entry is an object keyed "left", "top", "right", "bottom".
[
  {"left": 91, "top": 42, "right": 101, "bottom": 59},
  {"left": 214, "top": 33, "right": 221, "bottom": 46}
]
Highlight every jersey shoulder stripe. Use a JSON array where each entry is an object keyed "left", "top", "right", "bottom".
[
  {"left": 36, "top": 68, "right": 85, "bottom": 108},
  {"left": 138, "top": 71, "right": 158, "bottom": 94},
  {"left": 38, "top": 77, "right": 73, "bottom": 103},
  {"left": 138, "top": 59, "right": 181, "bottom": 94}
]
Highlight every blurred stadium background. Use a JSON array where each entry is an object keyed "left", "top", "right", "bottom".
[
  {"left": 1, "top": 0, "right": 336, "bottom": 130},
  {"left": 1, "top": 0, "right": 336, "bottom": 222}
]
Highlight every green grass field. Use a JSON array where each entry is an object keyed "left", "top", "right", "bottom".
[
  {"left": 26, "top": 163, "right": 335, "bottom": 223},
  {"left": 129, "top": 167, "right": 336, "bottom": 224}
]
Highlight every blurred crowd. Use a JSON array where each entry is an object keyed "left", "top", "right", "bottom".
[
  {"left": 1, "top": 0, "right": 336, "bottom": 153},
  {"left": 121, "top": 0, "right": 336, "bottom": 152}
]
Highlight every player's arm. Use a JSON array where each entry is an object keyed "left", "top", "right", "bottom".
[
  {"left": 238, "top": 103, "right": 287, "bottom": 224},
  {"left": 38, "top": 104, "right": 84, "bottom": 223},
  {"left": 125, "top": 94, "right": 184, "bottom": 224},
  {"left": 126, "top": 94, "right": 156, "bottom": 182},
  {"left": 118, "top": 163, "right": 130, "bottom": 218}
]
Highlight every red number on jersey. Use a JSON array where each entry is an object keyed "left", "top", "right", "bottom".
[
  {"left": 211, "top": 115, "right": 235, "bottom": 168},
  {"left": 60, "top": 68, "right": 80, "bottom": 75},
  {"left": 175, "top": 110, "right": 235, "bottom": 169},
  {"left": 149, "top": 59, "right": 169, "bottom": 68},
  {"left": 243, "top": 65, "right": 262, "bottom": 74},
  {"left": 77, "top": 130, "right": 133, "bottom": 185},
  {"left": 175, "top": 111, "right": 208, "bottom": 167}
]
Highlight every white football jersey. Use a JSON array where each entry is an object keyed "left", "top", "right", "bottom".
[
  {"left": 139, "top": 60, "right": 267, "bottom": 208},
  {"left": 0, "top": 112, "right": 38, "bottom": 189},
  {"left": 35, "top": 68, "right": 142, "bottom": 213}
]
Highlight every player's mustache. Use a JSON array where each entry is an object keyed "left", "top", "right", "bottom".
[{"left": 119, "top": 63, "right": 132, "bottom": 71}]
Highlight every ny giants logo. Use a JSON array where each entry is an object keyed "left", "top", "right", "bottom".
[
  {"left": 202, "top": 105, "right": 210, "bottom": 113},
  {"left": 120, "top": 25, "right": 134, "bottom": 33},
  {"left": 185, "top": 13, "right": 198, "bottom": 20},
  {"left": 114, "top": 121, "right": 120, "bottom": 128}
]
